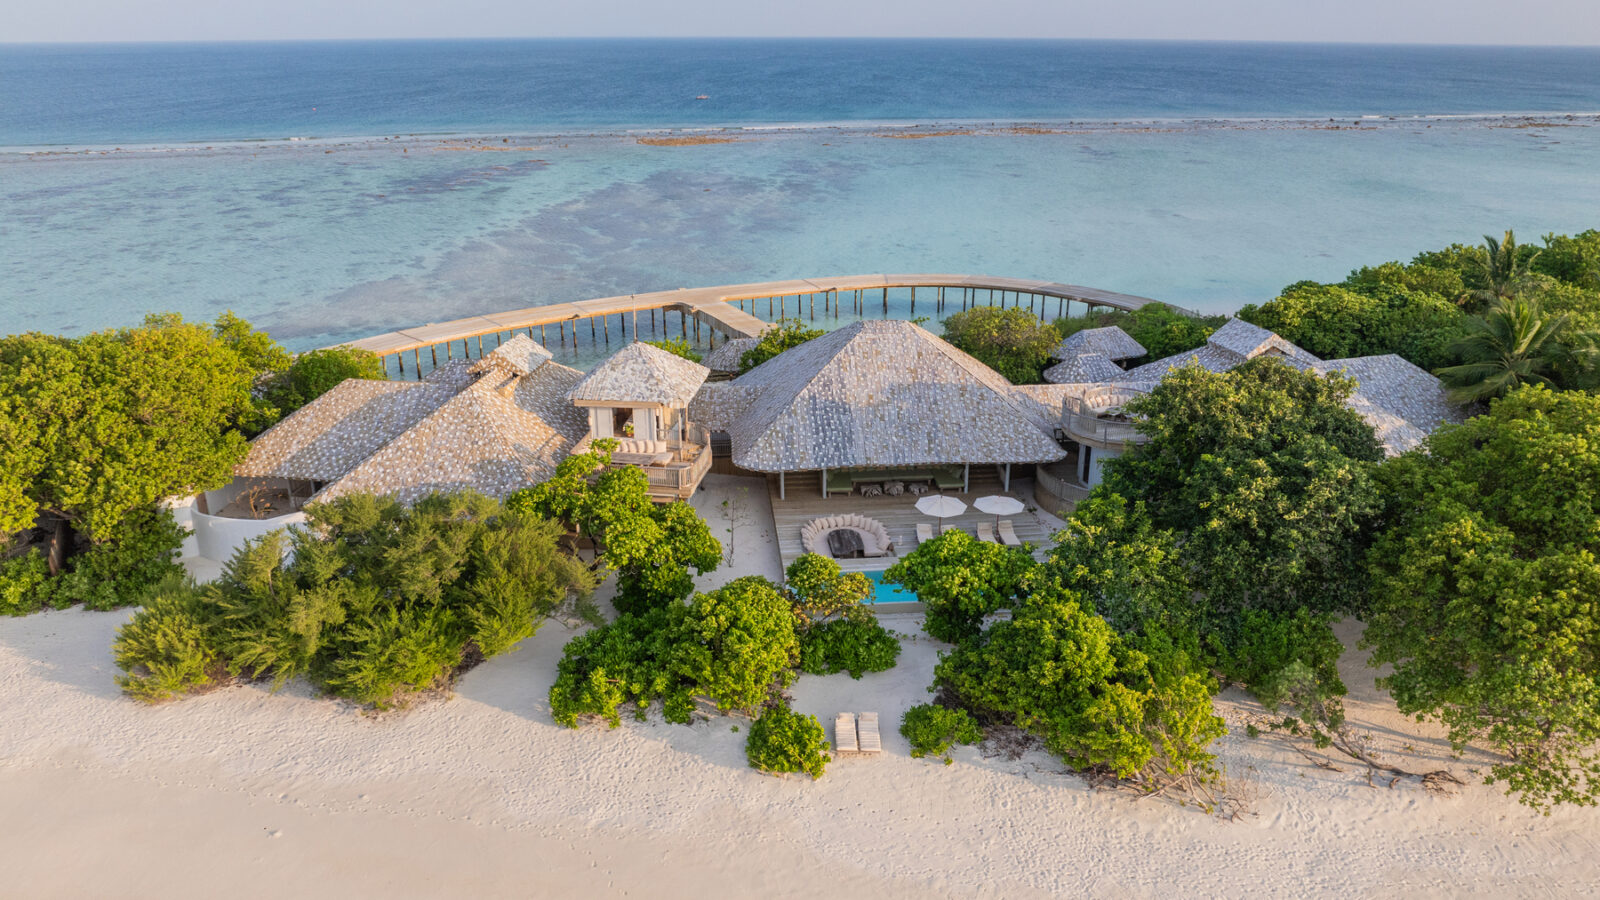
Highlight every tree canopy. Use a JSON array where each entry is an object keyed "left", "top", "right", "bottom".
[
  {"left": 882, "top": 528, "right": 1036, "bottom": 643},
  {"left": 939, "top": 306, "right": 1060, "bottom": 384},
  {"left": 1054, "top": 303, "right": 1224, "bottom": 362},
  {"left": 738, "top": 318, "right": 825, "bottom": 372},
  {"left": 1364, "top": 387, "right": 1600, "bottom": 810}
]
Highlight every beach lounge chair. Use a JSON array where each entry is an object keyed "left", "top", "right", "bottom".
[
  {"left": 998, "top": 520, "right": 1023, "bottom": 547},
  {"left": 857, "top": 712, "right": 882, "bottom": 755},
  {"left": 835, "top": 712, "right": 858, "bottom": 755},
  {"left": 917, "top": 523, "right": 935, "bottom": 545},
  {"left": 977, "top": 522, "right": 997, "bottom": 543}
]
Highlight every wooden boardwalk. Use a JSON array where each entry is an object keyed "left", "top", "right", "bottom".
[
  {"left": 767, "top": 470, "right": 1056, "bottom": 577},
  {"left": 336, "top": 274, "right": 1169, "bottom": 369}
]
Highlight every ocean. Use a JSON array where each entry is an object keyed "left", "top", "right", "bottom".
[{"left": 3, "top": 39, "right": 1599, "bottom": 362}]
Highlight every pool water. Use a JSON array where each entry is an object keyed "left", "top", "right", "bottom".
[{"left": 864, "top": 572, "right": 917, "bottom": 605}]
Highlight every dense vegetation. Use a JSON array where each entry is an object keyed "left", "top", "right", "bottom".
[
  {"left": 900, "top": 704, "right": 981, "bottom": 764},
  {"left": 643, "top": 337, "right": 703, "bottom": 363},
  {"left": 1054, "top": 302, "right": 1226, "bottom": 362},
  {"left": 1239, "top": 229, "right": 1600, "bottom": 402},
  {"left": 258, "top": 344, "right": 387, "bottom": 418},
  {"left": 0, "top": 313, "right": 384, "bottom": 615},
  {"left": 939, "top": 306, "right": 1061, "bottom": 383},
  {"left": 745, "top": 706, "right": 830, "bottom": 779},
  {"left": 114, "top": 491, "right": 595, "bottom": 706},
  {"left": 738, "top": 318, "right": 825, "bottom": 372},
  {"left": 785, "top": 553, "right": 900, "bottom": 678}
]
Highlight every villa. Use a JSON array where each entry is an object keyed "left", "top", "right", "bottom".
[{"left": 173, "top": 306, "right": 1464, "bottom": 571}]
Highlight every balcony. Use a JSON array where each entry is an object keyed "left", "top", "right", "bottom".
[{"left": 1061, "top": 385, "right": 1152, "bottom": 448}]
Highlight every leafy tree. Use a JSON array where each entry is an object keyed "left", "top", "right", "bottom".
[
  {"left": 260, "top": 345, "right": 386, "bottom": 419},
  {"left": 507, "top": 443, "right": 721, "bottom": 615},
  {"left": 1042, "top": 493, "right": 1195, "bottom": 636},
  {"left": 1104, "top": 357, "right": 1384, "bottom": 621},
  {"left": 1435, "top": 296, "right": 1596, "bottom": 403},
  {"left": 900, "top": 704, "right": 982, "bottom": 764},
  {"left": 643, "top": 337, "right": 703, "bottom": 363},
  {"left": 935, "top": 585, "right": 1224, "bottom": 790},
  {"left": 1365, "top": 386, "right": 1600, "bottom": 810},
  {"left": 882, "top": 529, "right": 1036, "bottom": 643},
  {"left": 52, "top": 505, "right": 188, "bottom": 611},
  {"left": 783, "top": 554, "right": 900, "bottom": 678},
  {"left": 113, "top": 491, "right": 595, "bottom": 707},
  {"left": 939, "top": 306, "right": 1060, "bottom": 383},
  {"left": 1343, "top": 260, "right": 1467, "bottom": 301},
  {"left": 1533, "top": 230, "right": 1600, "bottom": 290},
  {"left": 0, "top": 550, "right": 56, "bottom": 616},
  {"left": 1466, "top": 230, "right": 1542, "bottom": 308},
  {"left": 549, "top": 576, "right": 798, "bottom": 726},
  {"left": 1055, "top": 303, "right": 1224, "bottom": 361},
  {"left": 1238, "top": 281, "right": 1466, "bottom": 371},
  {"left": 1215, "top": 608, "right": 1346, "bottom": 710},
  {"left": 746, "top": 705, "right": 829, "bottom": 779},
  {"left": 739, "top": 318, "right": 825, "bottom": 372}
]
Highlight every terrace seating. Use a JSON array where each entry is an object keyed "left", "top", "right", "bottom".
[
  {"left": 976, "top": 521, "right": 998, "bottom": 543},
  {"left": 801, "top": 515, "right": 894, "bottom": 559},
  {"left": 884, "top": 480, "right": 905, "bottom": 496},
  {"left": 824, "top": 465, "right": 965, "bottom": 496},
  {"left": 916, "top": 523, "right": 935, "bottom": 545},
  {"left": 998, "top": 520, "right": 1024, "bottom": 547}
]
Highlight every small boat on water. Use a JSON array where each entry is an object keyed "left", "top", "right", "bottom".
[{"left": 695, "top": 94, "right": 709, "bottom": 100}]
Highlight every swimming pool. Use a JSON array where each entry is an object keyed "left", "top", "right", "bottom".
[{"left": 864, "top": 572, "right": 917, "bottom": 605}]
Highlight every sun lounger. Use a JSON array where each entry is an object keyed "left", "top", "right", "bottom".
[
  {"left": 917, "top": 523, "right": 935, "bottom": 544},
  {"left": 997, "top": 520, "right": 1023, "bottom": 547},
  {"left": 857, "top": 712, "right": 882, "bottom": 754},
  {"left": 977, "top": 521, "right": 997, "bottom": 543},
  {"left": 835, "top": 712, "right": 858, "bottom": 755}
]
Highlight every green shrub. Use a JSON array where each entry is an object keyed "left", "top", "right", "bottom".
[
  {"left": 113, "top": 580, "right": 219, "bottom": 703},
  {"left": 643, "top": 337, "right": 702, "bottom": 363},
  {"left": 797, "top": 618, "right": 901, "bottom": 678},
  {"left": 261, "top": 345, "right": 386, "bottom": 418},
  {"left": 55, "top": 506, "right": 187, "bottom": 611},
  {"left": 738, "top": 318, "right": 825, "bottom": 372},
  {"left": 900, "top": 704, "right": 982, "bottom": 763},
  {"left": 0, "top": 549, "right": 56, "bottom": 616},
  {"left": 882, "top": 529, "right": 1036, "bottom": 644},
  {"left": 316, "top": 605, "right": 464, "bottom": 706},
  {"left": 940, "top": 306, "right": 1059, "bottom": 384},
  {"left": 745, "top": 705, "right": 829, "bottom": 779},
  {"left": 1216, "top": 608, "right": 1347, "bottom": 709}
]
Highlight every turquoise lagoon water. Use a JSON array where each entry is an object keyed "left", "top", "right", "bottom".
[{"left": 3, "top": 41, "right": 1600, "bottom": 354}]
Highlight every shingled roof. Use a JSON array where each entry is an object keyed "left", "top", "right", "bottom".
[
  {"left": 567, "top": 341, "right": 709, "bottom": 407},
  {"left": 1052, "top": 326, "right": 1146, "bottom": 361},
  {"left": 318, "top": 362, "right": 589, "bottom": 504},
  {"left": 1044, "top": 352, "right": 1127, "bottom": 384},
  {"left": 710, "top": 320, "right": 1066, "bottom": 472},
  {"left": 700, "top": 337, "right": 761, "bottom": 373},
  {"left": 236, "top": 379, "right": 458, "bottom": 481}
]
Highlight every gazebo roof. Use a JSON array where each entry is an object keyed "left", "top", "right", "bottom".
[
  {"left": 567, "top": 341, "right": 709, "bottom": 407},
  {"left": 709, "top": 319, "right": 1066, "bottom": 472},
  {"left": 1052, "top": 326, "right": 1147, "bottom": 361},
  {"left": 1318, "top": 354, "right": 1467, "bottom": 455},
  {"left": 700, "top": 337, "right": 761, "bottom": 373},
  {"left": 1044, "top": 352, "right": 1127, "bottom": 384}
]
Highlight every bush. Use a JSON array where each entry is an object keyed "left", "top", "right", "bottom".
[
  {"left": 1055, "top": 303, "right": 1224, "bottom": 361},
  {"left": 261, "top": 345, "right": 386, "bottom": 418},
  {"left": 1216, "top": 608, "right": 1346, "bottom": 709},
  {"left": 739, "top": 318, "right": 825, "bottom": 372},
  {"left": 745, "top": 705, "right": 829, "bottom": 779},
  {"left": 797, "top": 618, "right": 901, "bottom": 678},
  {"left": 882, "top": 529, "right": 1036, "bottom": 644},
  {"left": 643, "top": 338, "right": 702, "bottom": 363},
  {"left": 54, "top": 506, "right": 188, "bottom": 611},
  {"left": 111, "top": 491, "right": 595, "bottom": 708},
  {"left": 0, "top": 549, "right": 56, "bottom": 616},
  {"left": 940, "top": 307, "right": 1059, "bottom": 383},
  {"left": 113, "top": 580, "right": 219, "bottom": 703},
  {"left": 900, "top": 704, "right": 981, "bottom": 763}
]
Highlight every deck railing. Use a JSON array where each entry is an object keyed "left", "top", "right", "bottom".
[{"left": 1061, "top": 385, "right": 1152, "bottom": 446}]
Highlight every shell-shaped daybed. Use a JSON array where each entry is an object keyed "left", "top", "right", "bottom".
[{"left": 800, "top": 515, "right": 894, "bottom": 558}]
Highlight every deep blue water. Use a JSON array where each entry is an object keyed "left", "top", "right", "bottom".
[{"left": 4, "top": 40, "right": 1600, "bottom": 146}]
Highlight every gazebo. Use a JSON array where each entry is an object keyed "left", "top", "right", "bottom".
[{"left": 566, "top": 341, "right": 714, "bottom": 500}]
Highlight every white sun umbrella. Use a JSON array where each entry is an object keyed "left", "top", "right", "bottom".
[
  {"left": 915, "top": 494, "right": 967, "bottom": 534},
  {"left": 974, "top": 494, "right": 1026, "bottom": 528}
]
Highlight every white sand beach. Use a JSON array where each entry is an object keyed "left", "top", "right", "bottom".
[{"left": 3, "top": 475, "right": 1597, "bottom": 898}]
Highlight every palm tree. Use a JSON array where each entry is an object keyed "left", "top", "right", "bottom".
[
  {"left": 1434, "top": 296, "right": 1592, "bottom": 404},
  {"left": 1465, "top": 230, "right": 1541, "bottom": 309}
]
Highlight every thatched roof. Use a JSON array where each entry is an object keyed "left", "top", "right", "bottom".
[
  {"left": 568, "top": 341, "right": 709, "bottom": 407},
  {"left": 710, "top": 320, "right": 1066, "bottom": 472},
  {"left": 236, "top": 379, "right": 457, "bottom": 481},
  {"left": 1117, "top": 318, "right": 1320, "bottom": 382},
  {"left": 700, "top": 337, "right": 761, "bottom": 373},
  {"left": 473, "top": 333, "right": 552, "bottom": 376},
  {"left": 1319, "top": 355, "right": 1466, "bottom": 455},
  {"left": 319, "top": 362, "right": 589, "bottom": 504},
  {"left": 1052, "top": 326, "right": 1145, "bottom": 361},
  {"left": 1044, "top": 352, "right": 1127, "bottom": 384}
]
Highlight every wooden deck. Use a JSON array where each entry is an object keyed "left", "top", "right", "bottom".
[
  {"left": 335, "top": 274, "right": 1171, "bottom": 364},
  {"left": 767, "top": 469, "right": 1056, "bottom": 576}
]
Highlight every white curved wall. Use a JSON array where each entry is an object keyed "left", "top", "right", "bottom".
[{"left": 192, "top": 508, "right": 306, "bottom": 563}]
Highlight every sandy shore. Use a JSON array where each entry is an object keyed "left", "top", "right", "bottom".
[{"left": 3, "top": 475, "right": 1597, "bottom": 897}]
